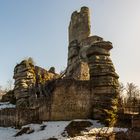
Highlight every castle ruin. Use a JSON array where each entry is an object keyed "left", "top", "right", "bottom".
[{"left": 0, "top": 7, "right": 119, "bottom": 127}]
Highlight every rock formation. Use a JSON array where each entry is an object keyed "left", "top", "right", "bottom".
[
  {"left": 66, "top": 7, "right": 110, "bottom": 81},
  {"left": 13, "top": 59, "right": 59, "bottom": 107},
  {"left": 69, "top": 6, "right": 90, "bottom": 43},
  {"left": 1, "top": 6, "right": 120, "bottom": 127},
  {"left": 66, "top": 7, "right": 91, "bottom": 80},
  {"left": 66, "top": 6, "right": 119, "bottom": 126},
  {"left": 66, "top": 40, "right": 89, "bottom": 80},
  {"left": 13, "top": 60, "right": 36, "bottom": 107},
  {"left": 87, "top": 41, "right": 119, "bottom": 126}
]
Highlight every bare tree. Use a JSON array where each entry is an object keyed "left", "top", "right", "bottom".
[
  {"left": 126, "top": 82, "right": 140, "bottom": 106},
  {"left": 0, "top": 85, "right": 2, "bottom": 92},
  {"left": 118, "top": 82, "right": 125, "bottom": 97},
  {"left": 5, "top": 79, "right": 14, "bottom": 92},
  {"left": 126, "top": 83, "right": 138, "bottom": 98},
  {"left": 118, "top": 82, "right": 126, "bottom": 106}
]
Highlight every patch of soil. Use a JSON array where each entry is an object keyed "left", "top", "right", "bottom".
[{"left": 64, "top": 120, "right": 93, "bottom": 137}]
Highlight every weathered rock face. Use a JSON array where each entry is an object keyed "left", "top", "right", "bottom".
[
  {"left": 13, "top": 59, "right": 59, "bottom": 107},
  {"left": 69, "top": 6, "right": 90, "bottom": 43},
  {"left": 66, "top": 6, "right": 119, "bottom": 126},
  {"left": 66, "top": 7, "right": 105, "bottom": 80},
  {"left": 87, "top": 41, "right": 119, "bottom": 126},
  {"left": 6, "top": 6, "right": 120, "bottom": 127},
  {"left": 66, "top": 40, "right": 89, "bottom": 80},
  {"left": 66, "top": 36, "right": 103, "bottom": 80},
  {"left": 37, "top": 79, "right": 94, "bottom": 121},
  {"left": 13, "top": 60, "right": 36, "bottom": 107},
  {"left": 66, "top": 7, "right": 91, "bottom": 80}
]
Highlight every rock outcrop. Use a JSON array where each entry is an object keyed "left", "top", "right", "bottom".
[
  {"left": 66, "top": 7, "right": 119, "bottom": 126},
  {"left": 5, "top": 6, "right": 120, "bottom": 127},
  {"left": 13, "top": 60, "right": 36, "bottom": 107},
  {"left": 66, "top": 7, "right": 91, "bottom": 80},
  {"left": 69, "top": 6, "right": 90, "bottom": 43},
  {"left": 66, "top": 40, "right": 89, "bottom": 80},
  {"left": 87, "top": 41, "right": 119, "bottom": 126},
  {"left": 13, "top": 59, "right": 59, "bottom": 107}
]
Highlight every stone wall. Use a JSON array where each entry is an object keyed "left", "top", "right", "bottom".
[
  {"left": 0, "top": 79, "right": 94, "bottom": 126},
  {"left": 0, "top": 76, "right": 118, "bottom": 127},
  {"left": 29, "top": 79, "right": 94, "bottom": 121},
  {"left": 0, "top": 108, "right": 38, "bottom": 127},
  {"left": 49, "top": 79, "right": 93, "bottom": 120}
]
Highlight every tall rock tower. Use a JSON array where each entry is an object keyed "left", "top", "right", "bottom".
[
  {"left": 66, "top": 7, "right": 90, "bottom": 80},
  {"left": 66, "top": 6, "right": 119, "bottom": 126},
  {"left": 69, "top": 7, "right": 90, "bottom": 43},
  {"left": 87, "top": 41, "right": 119, "bottom": 126}
]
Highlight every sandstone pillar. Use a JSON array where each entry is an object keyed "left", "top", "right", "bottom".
[
  {"left": 13, "top": 59, "right": 59, "bottom": 108},
  {"left": 13, "top": 60, "right": 36, "bottom": 107},
  {"left": 69, "top": 6, "right": 91, "bottom": 43},
  {"left": 87, "top": 41, "right": 119, "bottom": 126},
  {"left": 66, "top": 7, "right": 91, "bottom": 80}
]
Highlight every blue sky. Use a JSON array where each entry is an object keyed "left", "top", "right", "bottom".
[{"left": 0, "top": 0, "right": 140, "bottom": 88}]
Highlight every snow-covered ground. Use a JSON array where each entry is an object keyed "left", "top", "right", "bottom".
[
  {"left": 0, "top": 102, "right": 128, "bottom": 140},
  {"left": 0, "top": 120, "right": 128, "bottom": 140},
  {"left": 0, "top": 102, "right": 15, "bottom": 110}
]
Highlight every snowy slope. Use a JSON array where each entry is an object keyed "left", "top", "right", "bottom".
[{"left": 0, "top": 120, "right": 128, "bottom": 140}]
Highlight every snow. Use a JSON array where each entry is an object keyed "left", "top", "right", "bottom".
[
  {"left": 67, "top": 136, "right": 97, "bottom": 140},
  {"left": 0, "top": 120, "right": 128, "bottom": 140},
  {"left": 0, "top": 127, "right": 17, "bottom": 140},
  {"left": 19, "top": 121, "right": 70, "bottom": 140},
  {"left": 0, "top": 121, "right": 70, "bottom": 140},
  {"left": 84, "top": 120, "right": 128, "bottom": 134},
  {"left": 0, "top": 102, "right": 16, "bottom": 110}
]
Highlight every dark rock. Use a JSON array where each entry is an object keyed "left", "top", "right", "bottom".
[
  {"left": 40, "top": 124, "right": 47, "bottom": 131},
  {"left": 14, "top": 127, "right": 34, "bottom": 137},
  {"left": 64, "top": 121, "right": 92, "bottom": 137},
  {"left": 47, "top": 138, "right": 58, "bottom": 140}
]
